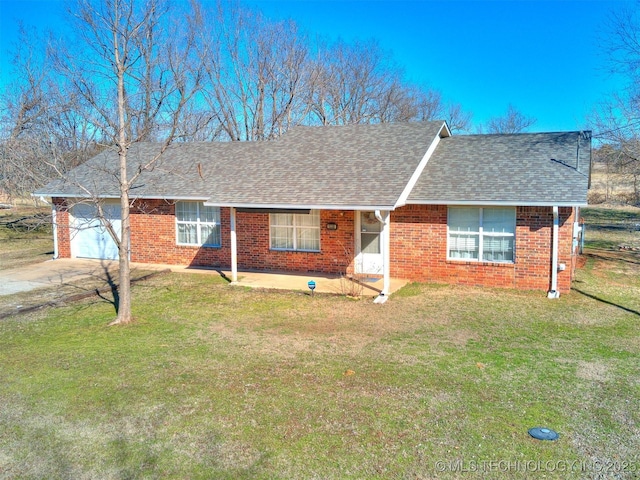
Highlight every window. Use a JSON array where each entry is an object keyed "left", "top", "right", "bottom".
[
  {"left": 270, "top": 210, "right": 320, "bottom": 251},
  {"left": 448, "top": 207, "right": 515, "bottom": 262},
  {"left": 176, "top": 202, "right": 221, "bottom": 247}
]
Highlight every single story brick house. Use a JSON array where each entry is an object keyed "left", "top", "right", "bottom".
[{"left": 35, "top": 121, "right": 591, "bottom": 300}]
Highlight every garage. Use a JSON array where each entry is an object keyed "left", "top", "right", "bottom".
[{"left": 71, "top": 202, "right": 121, "bottom": 260}]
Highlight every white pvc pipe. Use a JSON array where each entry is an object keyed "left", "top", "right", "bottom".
[
  {"left": 374, "top": 209, "right": 391, "bottom": 299},
  {"left": 548, "top": 206, "right": 560, "bottom": 299},
  {"left": 51, "top": 206, "right": 59, "bottom": 259},
  {"left": 230, "top": 207, "right": 238, "bottom": 283}
]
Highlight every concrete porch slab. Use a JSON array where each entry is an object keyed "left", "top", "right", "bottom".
[{"left": 136, "top": 263, "right": 409, "bottom": 297}]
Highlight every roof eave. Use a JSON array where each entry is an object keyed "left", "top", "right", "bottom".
[
  {"left": 203, "top": 201, "right": 397, "bottom": 211},
  {"left": 33, "top": 193, "right": 214, "bottom": 201},
  {"left": 393, "top": 122, "right": 451, "bottom": 208},
  {"left": 407, "top": 200, "right": 588, "bottom": 207}
]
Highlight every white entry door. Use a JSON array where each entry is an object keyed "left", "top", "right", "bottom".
[
  {"left": 356, "top": 211, "right": 383, "bottom": 275},
  {"left": 71, "top": 202, "right": 121, "bottom": 260}
]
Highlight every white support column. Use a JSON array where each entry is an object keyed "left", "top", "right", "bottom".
[
  {"left": 548, "top": 206, "right": 560, "bottom": 299},
  {"left": 374, "top": 209, "right": 391, "bottom": 303},
  {"left": 230, "top": 206, "right": 238, "bottom": 283},
  {"left": 51, "top": 205, "right": 59, "bottom": 259}
]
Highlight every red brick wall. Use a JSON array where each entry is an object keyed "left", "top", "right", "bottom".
[
  {"left": 53, "top": 198, "right": 71, "bottom": 258},
  {"left": 129, "top": 200, "right": 232, "bottom": 267},
  {"left": 390, "top": 204, "right": 577, "bottom": 293},
  {"left": 235, "top": 209, "right": 354, "bottom": 274},
  {"left": 129, "top": 204, "right": 355, "bottom": 273},
  {"left": 53, "top": 198, "right": 578, "bottom": 293}
]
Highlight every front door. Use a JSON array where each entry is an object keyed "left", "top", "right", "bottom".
[{"left": 356, "top": 211, "right": 383, "bottom": 274}]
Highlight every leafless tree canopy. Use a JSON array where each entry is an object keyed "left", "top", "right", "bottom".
[
  {"left": 0, "top": 0, "right": 474, "bottom": 322},
  {"left": 483, "top": 104, "right": 537, "bottom": 134},
  {"left": 1, "top": 0, "right": 473, "bottom": 190},
  {"left": 591, "top": 1, "right": 640, "bottom": 205}
]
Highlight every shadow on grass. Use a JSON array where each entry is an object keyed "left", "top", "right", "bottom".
[
  {"left": 585, "top": 251, "right": 640, "bottom": 266},
  {"left": 96, "top": 259, "right": 120, "bottom": 313},
  {"left": 572, "top": 287, "right": 640, "bottom": 317},
  {"left": 215, "top": 269, "right": 232, "bottom": 283}
]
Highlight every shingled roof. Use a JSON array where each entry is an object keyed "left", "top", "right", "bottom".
[
  {"left": 408, "top": 131, "right": 591, "bottom": 206},
  {"left": 35, "top": 121, "right": 448, "bottom": 209},
  {"left": 34, "top": 122, "right": 591, "bottom": 208}
]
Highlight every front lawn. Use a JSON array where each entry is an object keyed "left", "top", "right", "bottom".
[
  {"left": 0, "top": 207, "right": 638, "bottom": 479},
  {"left": 0, "top": 206, "right": 53, "bottom": 270}
]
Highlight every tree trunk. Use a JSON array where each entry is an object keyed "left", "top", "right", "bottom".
[
  {"left": 111, "top": 38, "right": 133, "bottom": 325},
  {"left": 113, "top": 174, "right": 132, "bottom": 325}
]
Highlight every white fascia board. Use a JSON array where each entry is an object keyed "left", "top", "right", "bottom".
[
  {"left": 136, "top": 195, "right": 212, "bottom": 201},
  {"left": 408, "top": 200, "right": 587, "bottom": 207},
  {"left": 394, "top": 122, "right": 448, "bottom": 209},
  {"left": 203, "top": 201, "right": 396, "bottom": 211},
  {"left": 31, "top": 193, "right": 122, "bottom": 199},
  {"left": 39, "top": 193, "right": 212, "bottom": 201}
]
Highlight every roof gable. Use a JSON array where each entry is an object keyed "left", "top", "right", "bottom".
[
  {"left": 35, "top": 121, "right": 448, "bottom": 209},
  {"left": 407, "top": 131, "right": 591, "bottom": 206},
  {"left": 34, "top": 124, "right": 590, "bottom": 208}
]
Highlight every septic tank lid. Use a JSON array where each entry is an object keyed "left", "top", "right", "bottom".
[{"left": 528, "top": 427, "right": 559, "bottom": 441}]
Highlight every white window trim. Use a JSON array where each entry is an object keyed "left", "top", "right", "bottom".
[
  {"left": 175, "top": 201, "right": 221, "bottom": 247},
  {"left": 447, "top": 207, "right": 516, "bottom": 263},
  {"left": 269, "top": 210, "right": 321, "bottom": 252}
]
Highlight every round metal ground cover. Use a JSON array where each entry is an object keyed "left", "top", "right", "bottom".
[{"left": 528, "top": 427, "right": 559, "bottom": 441}]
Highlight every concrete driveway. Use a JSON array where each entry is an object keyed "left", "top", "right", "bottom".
[
  {"left": 0, "top": 258, "right": 409, "bottom": 302},
  {"left": 0, "top": 258, "right": 122, "bottom": 296}
]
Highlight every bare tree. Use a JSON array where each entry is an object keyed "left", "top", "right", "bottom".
[
  {"left": 0, "top": 25, "right": 95, "bottom": 201},
  {"left": 49, "top": 0, "right": 204, "bottom": 324},
  {"left": 307, "top": 40, "right": 467, "bottom": 128},
  {"left": 483, "top": 104, "right": 536, "bottom": 134},
  {"left": 590, "top": 2, "right": 640, "bottom": 204},
  {"left": 309, "top": 40, "right": 402, "bottom": 125},
  {"left": 198, "top": 3, "right": 312, "bottom": 141}
]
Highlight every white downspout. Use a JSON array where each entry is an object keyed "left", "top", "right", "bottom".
[
  {"left": 374, "top": 209, "right": 391, "bottom": 303},
  {"left": 548, "top": 206, "right": 560, "bottom": 299},
  {"left": 51, "top": 206, "right": 59, "bottom": 259},
  {"left": 40, "top": 196, "right": 59, "bottom": 259},
  {"left": 230, "top": 207, "right": 238, "bottom": 283}
]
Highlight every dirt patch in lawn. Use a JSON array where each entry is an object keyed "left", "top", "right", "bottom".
[
  {"left": 576, "top": 360, "right": 610, "bottom": 382},
  {"left": 0, "top": 268, "right": 168, "bottom": 319}
]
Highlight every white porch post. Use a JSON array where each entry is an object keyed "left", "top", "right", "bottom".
[
  {"left": 548, "top": 206, "right": 560, "bottom": 299},
  {"left": 374, "top": 209, "right": 391, "bottom": 303},
  {"left": 51, "top": 205, "right": 59, "bottom": 259},
  {"left": 230, "top": 206, "right": 238, "bottom": 283}
]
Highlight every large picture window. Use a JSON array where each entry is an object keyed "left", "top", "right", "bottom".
[
  {"left": 270, "top": 210, "right": 320, "bottom": 251},
  {"left": 448, "top": 207, "right": 515, "bottom": 262},
  {"left": 176, "top": 202, "right": 221, "bottom": 247}
]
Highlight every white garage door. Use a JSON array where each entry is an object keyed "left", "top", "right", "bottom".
[{"left": 72, "top": 202, "right": 121, "bottom": 260}]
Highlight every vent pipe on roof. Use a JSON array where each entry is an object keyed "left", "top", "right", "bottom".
[{"left": 576, "top": 133, "right": 580, "bottom": 173}]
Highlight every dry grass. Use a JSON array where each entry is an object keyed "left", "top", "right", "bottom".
[
  {"left": 0, "top": 206, "right": 638, "bottom": 478},
  {"left": 0, "top": 205, "right": 53, "bottom": 270}
]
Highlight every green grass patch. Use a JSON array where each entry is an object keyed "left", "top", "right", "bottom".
[
  {"left": 0, "top": 205, "right": 639, "bottom": 478},
  {"left": 0, "top": 206, "right": 53, "bottom": 270},
  {"left": 1, "top": 275, "right": 639, "bottom": 478}
]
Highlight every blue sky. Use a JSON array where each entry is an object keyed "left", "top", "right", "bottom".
[{"left": 0, "top": 0, "right": 629, "bottom": 133}]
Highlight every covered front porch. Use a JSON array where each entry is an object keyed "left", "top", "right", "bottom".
[
  {"left": 225, "top": 207, "right": 396, "bottom": 302},
  {"left": 169, "top": 265, "right": 410, "bottom": 297}
]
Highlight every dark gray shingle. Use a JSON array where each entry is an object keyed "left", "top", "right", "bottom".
[
  {"left": 35, "top": 121, "right": 446, "bottom": 209},
  {"left": 408, "top": 132, "right": 591, "bottom": 206},
  {"left": 34, "top": 124, "right": 590, "bottom": 208}
]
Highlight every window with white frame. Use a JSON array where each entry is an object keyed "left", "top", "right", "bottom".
[
  {"left": 448, "top": 207, "right": 515, "bottom": 262},
  {"left": 270, "top": 210, "right": 320, "bottom": 251},
  {"left": 176, "top": 201, "right": 221, "bottom": 247}
]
